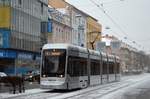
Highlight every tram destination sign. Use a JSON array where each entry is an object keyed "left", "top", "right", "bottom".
[{"left": 44, "top": 51, "right": 62, "bottom": 56}]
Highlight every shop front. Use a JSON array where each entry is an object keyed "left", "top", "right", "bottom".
[
  {"left": 0, "top": 50, "right": 16, "bottom": 75},
  {"left": 0, "top": 49, "right": 40, "bottom": 76},
  {"left": 15, "top": 52, "right": 40, "bottom": 76}
]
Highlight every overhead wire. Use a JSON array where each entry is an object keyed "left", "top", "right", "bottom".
[
  {"left": 89, "top": 0, "right": 128, "bottom": 36},
  {"left": 68, "top": 0, "right": 146, "bottom": 51},
  {"left": 89, "top": 0, "right": 145, "bottom": 51}
]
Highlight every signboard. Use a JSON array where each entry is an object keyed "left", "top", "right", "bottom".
[
  {"left": 35, "top": 55, "right": 41, "bottom": 61},
  {"left": 17, "top": 53, "right": 33, "bottom": 60},
  {"left": 44, "top": 51, "right": 62, "bottom": 56},
  {"left": 0, "top": 50, "right": 16, "bottom": 58},
  {"left": 47, "top": 19, "right": 52, "bottom": 33},
  {"left": 0, "top": 51, "right": 4, "bottom": 57}
]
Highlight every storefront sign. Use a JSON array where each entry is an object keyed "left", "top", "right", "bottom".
[
  {"left": 0, "top": 50, "right": 16, "bottom": 58},
  {"left": 36, "top": 56, "right": 41, "bottom": 61},
  {"left": 18, "top": 53, "right": 33, "bottom": 60},
  {"left": 0, "top": 51, "right": 4, "bottom": 57}
]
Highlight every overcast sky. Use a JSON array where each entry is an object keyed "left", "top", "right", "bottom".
[{"left": 66, "top": 0, "right": 150, "bottom": 53}]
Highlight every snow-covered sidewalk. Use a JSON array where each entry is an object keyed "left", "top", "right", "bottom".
[{"left": 0, "top": 88, "right": 46, "bottom": 99}]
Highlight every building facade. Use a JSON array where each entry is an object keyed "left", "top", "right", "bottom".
[
  {"left": 70, "top": 6, "right": 87, "bottom": 47},
  {"left": 48, "top": 0, "right": 88, "bottom": 47},
  {"left": 98, "top": 34, "right": 146, "bottom": 74},
  {"left": 47, "top": 7, "right": 72, "bottom": 44},
  {"left": 87, "top": 17, "right": 102, "bottom": 50},
  {"left": 0, "top": 0, "right": 48, "bottom": 75}
]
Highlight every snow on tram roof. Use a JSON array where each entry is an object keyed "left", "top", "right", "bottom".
[
  {"left": 43, "top": 43, "right": 99, "bottom": 54},
  {"left": 42, "top": 43, "right": 119, "bottom": 59},
  {"left": 42, "top": 43, "right": 88, "bottom": 51},
  {"left": 43, "top": 43, "right": 72, "bottom": 49}
]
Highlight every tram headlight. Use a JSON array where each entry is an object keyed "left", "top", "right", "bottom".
[
  {"left": 43, "top": 75, "right": 46, "bottom": 77},
  {"left": 29, "top": 75, "right": 33, "bottom": 78},
  {"left": 59, "top": 75, "right": 63, "bottom": 78}
]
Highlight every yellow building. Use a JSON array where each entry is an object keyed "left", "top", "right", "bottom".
[
  {"left": 0, "top": 6, "right": 11, "bottom": 29},
  {"left": 49, "top": 0, "right": 102, "bottom": 49},
  {"left": 48, "top": 0, "right": 67, "bottom": 8},
  {"left": 87, "top": 17, "right": 102, "bottom": 50}
]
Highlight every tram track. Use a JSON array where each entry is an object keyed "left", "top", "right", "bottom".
[
  {"left": 65, "top": 76, "right": 150, "bottom": 99},
  {"left": 43, "top": 80, "right": 131, "bottom": 99},
  {"left": 61, "top": 81, "right": 132, "bottom": 99},
  {"left": 3, "top": 74, "right": 150, "bottom": 99},
  {"left": 3, "top": 81, "right": 128, "bottom": 99}
]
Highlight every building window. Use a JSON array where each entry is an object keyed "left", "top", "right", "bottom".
[
  {"left": 41, "top": 22, "right": 48, "bottom": 33},
  {"left": 18, "top": 0, "right": 22, "bottom": 5},
  {"left": 41, "top": 3, "right": 44, "bottom": 14},
  {"left": 0, "top": 0, "right": 10, "bottom": 6}
]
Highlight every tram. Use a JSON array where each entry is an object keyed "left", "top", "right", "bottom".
[{"left": 40, "top": 43, "right": 120, "bottom": 90}]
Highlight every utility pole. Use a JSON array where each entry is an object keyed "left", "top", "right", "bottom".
[{"left": 88, "top": 31, "right": 101, "bottom": 50}]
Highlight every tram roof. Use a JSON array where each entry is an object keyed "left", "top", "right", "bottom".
[
  {"left": 43, "top": 43, "right": 99, "bottom": 53},
  {"left": 42, "top": 43, "right": 119, "bottom": 59},
  {"left": 42, "top": 43, "right": 88, "bottom": 52}
]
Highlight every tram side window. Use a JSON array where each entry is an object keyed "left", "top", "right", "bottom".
[
  {"left": 109, "top": 62, "right": 114, "bottom": 74},
  {"left": 67, "top": 56, "right": 87, "bottom": 77},
  {"left": 102, "top": 62, "right": 107, "bottom": 74},
  {"left": 91, "top": 59, "right": 100, "bottom": 75}
]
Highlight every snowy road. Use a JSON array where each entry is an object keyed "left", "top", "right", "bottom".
[{"left": 1, "top": 73, "right": 150, "bottom": 99}]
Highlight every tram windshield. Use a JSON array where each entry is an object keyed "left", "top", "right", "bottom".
[{"left": 41, "top": 49, "right": 66, "bottom": 77}]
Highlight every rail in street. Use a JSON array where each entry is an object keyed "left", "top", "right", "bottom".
[{"left": 1, "top": 73, "right": 150, "bottom": 99}]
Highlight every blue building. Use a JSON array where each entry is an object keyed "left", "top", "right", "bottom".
[{"left": 0, "top": 0, "right": 48, "bottom": 75}]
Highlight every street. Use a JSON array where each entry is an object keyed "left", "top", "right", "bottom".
[
  {"left": 1, "top": 73, "right": 150, "bottom": 99},
  {"left": 101, "top": 74, "right": 150, "bottom": 99}
]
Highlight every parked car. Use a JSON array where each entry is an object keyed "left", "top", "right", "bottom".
[
  {"left": 24, "top": 70, "right": 40, "bottom": 83},
  {"left": 0, "top": 72, "right": 8, "bottom": 86},
  {"left": 0, "top": 72, "right": 7, "bottom": 77}
]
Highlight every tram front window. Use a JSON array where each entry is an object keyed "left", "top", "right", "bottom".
[{"left": 42, "top": 49, "right": 66, "bottom": 77}]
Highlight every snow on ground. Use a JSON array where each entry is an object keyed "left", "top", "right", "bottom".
[
  {"left": 0, "top": 88, "right": 46, "bottom": 99},
  {"left": 99, "top": 73, "right": 150, "bottom": 99},
  {"left": 0, "top": 73, "right": 150, "bottom": 99},
  {"left": 98, "top": 82, "right": 141, "bottom": 99}
]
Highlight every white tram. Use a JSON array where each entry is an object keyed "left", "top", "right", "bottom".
[{"left": 40, "top": 44, "right": 120, "bottom": 90}]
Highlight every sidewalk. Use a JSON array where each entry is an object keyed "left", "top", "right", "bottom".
[
  {"left": 0, "top": 81, "right": 40, "bottom": 92},
  {"left": 0, "top": 88, "right": 45, "bottom": 99},
  {"left": 0, "top": 81, "right": 41, "bottom": 99}
]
